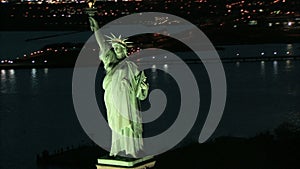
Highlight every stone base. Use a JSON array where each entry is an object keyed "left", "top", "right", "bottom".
[
  {"left": 96, "top": 156, "right": 155, "bottom": 169},
  {"left": 96, "top": 161, "right": 156, "bottom": 169}
]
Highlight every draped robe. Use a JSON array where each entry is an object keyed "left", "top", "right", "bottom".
[{"left": 101, "top": 50, "right": 148, "bottom": 157}]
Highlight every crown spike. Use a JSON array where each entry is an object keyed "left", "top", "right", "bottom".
[
  {"left": 104, "top": 35, "right": 112, "bottom": 39},
  {"left": 104, "top": 33, "right": 133, "bottom": 48},
  {"left": 110, "top": 33, "right": 116, "bottom": 39}
]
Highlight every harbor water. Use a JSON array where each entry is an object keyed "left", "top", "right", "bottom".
[{"left": 1, "top": 56, "right": 300, "bottom": 169}]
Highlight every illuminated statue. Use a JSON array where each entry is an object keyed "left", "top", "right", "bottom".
[{"left": 89, "top": 16, "right": 149, "bottom": 158}]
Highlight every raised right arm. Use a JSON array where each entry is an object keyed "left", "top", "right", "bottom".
[{"left": 88, "top": 17, "right": 107, "bottom": 52}]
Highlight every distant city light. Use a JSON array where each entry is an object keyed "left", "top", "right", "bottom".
[
  {"left": 164, "top": 64, "right": 168, "bottom": 69},
  {"left": 248, "top": 20, "right": 257, "bottom": 25}
]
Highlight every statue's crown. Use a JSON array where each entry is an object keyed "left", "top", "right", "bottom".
[{"left": 105, "top": 33, "right": 133, "bottom": 48}]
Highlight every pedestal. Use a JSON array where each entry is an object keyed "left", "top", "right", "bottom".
[{"left": 96, "top": 156, "right": 156, "bottom": 169}]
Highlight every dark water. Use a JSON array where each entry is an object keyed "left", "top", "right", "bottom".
[{"left": 1, "top": 59, "right": 300, "bottom": 169}]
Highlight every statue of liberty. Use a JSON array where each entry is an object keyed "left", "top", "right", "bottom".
[{"left": 88, "top": 16, "right": 149, "bottom": 158}]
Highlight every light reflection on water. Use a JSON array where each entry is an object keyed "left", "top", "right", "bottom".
[
  {"left": 9, "top": 69, "right": 15, "bottom": 77},
  {"left": 32, "top": 68, "right": 37, "bottom": 78},
  {"left": 286, "top": 44, "right": 294, "bottom": 55},
  {"left": 0, "top": 59, "right": 299, "bottom": 169},
  {"left": 1, "top": 69, "right": 5, "bottom": 81},
  {"left": 1, "top": 68, "right": 90, "bottom": 169},
  {"left": 273, "top": 60, "right": 278, "bottom": 75},
  {"left": 0, "top": 69, "right": 17, "bottom": 94},
  {"left": 31, "top": 68, "right": 38, "bottom": 91},
  {"left": 0, "top": 31, "right": 299, "bottom": 168},
  {"left": 44, "top": 68, "right": 48, "bottom": 75},
  {"left": 285, "top": 60, "right": 293, "bottom": 71},
  {"left": 260, "top": 61, "right": 265, "bottom": 76}
]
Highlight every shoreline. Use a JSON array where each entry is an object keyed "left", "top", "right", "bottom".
[{"left": 1, "top": 55, "right": 299, "bottom": 70}]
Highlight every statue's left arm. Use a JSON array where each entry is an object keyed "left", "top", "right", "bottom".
[
  {"left": 136, "top": 71, "right": 149, "bottom": 101},
  {"left": 121, "top": 61, "right": 149, "bottom": 100}
]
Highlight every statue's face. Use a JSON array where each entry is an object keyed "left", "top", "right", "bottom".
[{"left": 112, "top": 43, "right": 126, "bottom": 59}]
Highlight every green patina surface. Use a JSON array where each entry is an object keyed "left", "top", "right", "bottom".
[{"left": 89, "top": 16, "right": 149, "bottom": 158}]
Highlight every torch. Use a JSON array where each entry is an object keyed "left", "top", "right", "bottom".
[{"left": 85, "top": 0, "right": 97, "bottom": 17}]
